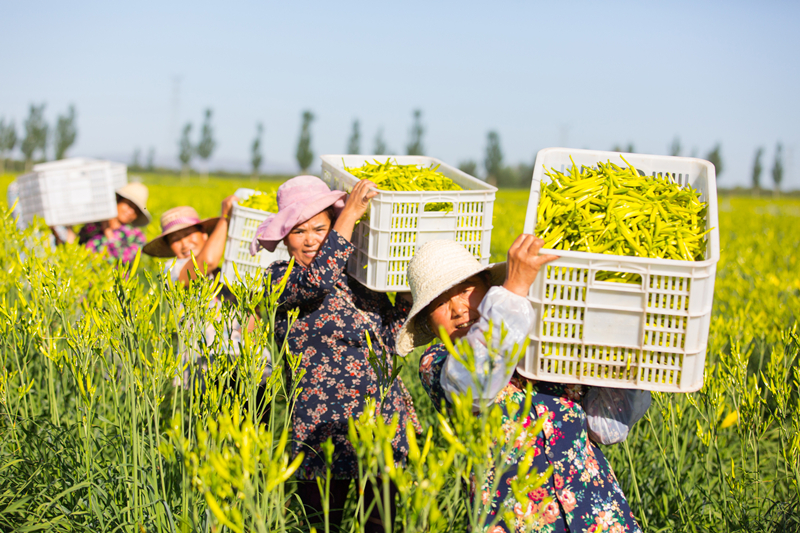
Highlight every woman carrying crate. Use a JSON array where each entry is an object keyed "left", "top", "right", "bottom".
[
  {"left": 251, "top": 175, "right": 421, "bottom": 533},
  {"left": 142, "top": 197, "right": 237, "bottom": 285},
  {"left": 141, "top": 197, "right": 267, "bottom": 389},
  {"left": 396, "top": 235, "right": 648, "bottom": 533},
  {"left": 78, "top": 182, "right": 151, "bottom": 263}
]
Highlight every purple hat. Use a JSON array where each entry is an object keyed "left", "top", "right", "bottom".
[{"left": 250, "top": 175, "right": 347, "bottom": 254}]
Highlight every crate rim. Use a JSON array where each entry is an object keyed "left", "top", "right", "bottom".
[
  {"left": 526, "top": 146, "right": 720, "bottom": 268},
  {"left": 321, "top": 154, "right": 498, "bottom": 194}
]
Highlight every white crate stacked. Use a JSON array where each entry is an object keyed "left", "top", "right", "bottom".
[
  {"left": 221, "top": 188, "right": 290, "bottom": 284},
  {"left": 518, "top": 148, "right": 720, "bottom": 393},
  {"left": 321, "top": 155, "right": 497, "bottom": 292},
  {"left": 16, "top": 158, "right": 128, "bottom": 226}
]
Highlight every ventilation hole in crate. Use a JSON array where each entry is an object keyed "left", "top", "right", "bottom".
[
  {"left": 456, "top": 230, "right": 482, "bottom": 258},
  {"left": 644, "top": 313, "right": 687, "bottom": 349},
  {"left": 391, "top": 203, "right": 419, "bottom": 230},
  {"left": 389, "top": 232, "right": 417, "bottom": 259},
  {"left": 541, "top": 342, "right": 581, "bottom": 360},
  {"left": 540, "top": 353, "right": 579, "bottom": 376},
  {"left": 456, "top": 202, "right": 484, "bottom": 230},
  {"left": 639, "top": 352, "right": 682, "bottom": 385},
  {"left": 542, "top": 306, "right": 584, "bottom": 339},
  {"left": 647, "top": 276, "right": 691, "bottom": 311},
  {"left": 581, "top": 345, "right": 640, "bottom": 381}
]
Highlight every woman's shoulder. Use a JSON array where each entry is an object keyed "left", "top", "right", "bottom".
[
  {"left": 418, "top": 343, "right": 449, "bottom": 383},
  {"left": 78, "top": 223, "right": 102, "bottom": 244},
  {"left": 418, "top": 343, "right": 450, "bottom": 411}
]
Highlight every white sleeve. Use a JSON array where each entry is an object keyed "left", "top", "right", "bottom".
[
  {"left": 440, "top": 286, "right": 534, "bottom": 410},
  {"left": 584, "top": 388, "right": 652, "bottom": 445},
  {"left": 165, "top": 257, "right": 190, "bottom": 283}
]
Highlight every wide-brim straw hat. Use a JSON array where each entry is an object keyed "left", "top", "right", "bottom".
[
  {"left": 396, "top": 240, "right": 506, "bottom": 356},
  {"left": 116, "top": 182, "right": 151, "bottom": 227},
  {"left": 142, "top": 206, "right": 220, "bottom": 258},
  {"left": 250, "top": 175, "right": 346, "bottom": 254}
]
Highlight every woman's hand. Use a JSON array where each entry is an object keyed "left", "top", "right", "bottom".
[
  {"left": 502, "top": 234, "right": 559, "bottom": 297},
  {"left": 342, "top": 180, "right": 378, "bottom": 221},
  {"left": 221, "top": 195, "right": 239, "bottom": 219},
  {"left": 333, "top": 180, "right": 378, "bottom": 242}
]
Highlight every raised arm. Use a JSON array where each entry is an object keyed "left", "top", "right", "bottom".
[
  {"left": 178, "top": 195, "right": 238, "bottom": 285},
  {"left": 441, "top": 235, "right": 558, "bottom": 410},
  {"left": 267, "top": 229, "right": 354, "bottom": 308},
  {"left": 440, "top": 286, "right": 534, "bottom": 409}
]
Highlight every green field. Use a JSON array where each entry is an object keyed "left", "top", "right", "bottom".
[{"left": 0, "top": 172, "right": 798, "bottom": 532}]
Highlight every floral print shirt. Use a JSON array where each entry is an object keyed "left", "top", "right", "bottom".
[
  {"left": 266, "top": 230, "right": 421, "bottom": 480},
  {"left": 79, "top": 223, "right": 145, "bottom": 264},
  {"left": 420, "top": 347, "right": 642, "bottom": 533}
]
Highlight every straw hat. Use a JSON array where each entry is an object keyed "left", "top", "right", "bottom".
[
  {"left": 116, "top": 182, "right": 151, "bottom": 227},
  {"left": 396, "top": 240, "right": 506, "bottom": 356},
  {"left": 142, "top": 206, "right": 220, "bottom": 258},
  {"left": 250, "top": 175, "right": 346, "bottom": 254}
]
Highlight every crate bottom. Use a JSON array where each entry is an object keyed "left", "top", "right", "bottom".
[{"left": 517, "top": 339, "right": 705, "bottom": 393}]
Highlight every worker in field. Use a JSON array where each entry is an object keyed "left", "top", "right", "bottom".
[
  {"left": 251, "top": 175, "right": 420, "bottom": 533},
  {"left": 78, "top": 182, "right": 151, "bottom": 262},
  {"left": 140, "top": 197, "right": 272, "bottom": 390},
  {"left": 397, "top": 236, "right": 650, "bottom": 533},
  {"left": 142, "top": 198, "right": 236, "bottom": 285}
]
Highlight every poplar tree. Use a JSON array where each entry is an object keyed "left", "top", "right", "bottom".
[
  {"left": 296, "top": 110, "right": 315, "bottom": 173},
  {"left": 373, "top": 128, "right": 388, "bottom": 155},
  {"left": 751, "top": 147, "right": 763, "bottom": 193},
  {"left": 347, "top": 119, "right": 360, "bottom": 154},
  {"left": 0, "top": 119, "right": 17, "bottom": 173},
  {"left": 21, "top": 104, "right": 48, "bottom": 169},
  {"left": 706, "top": 144, "right": 723, "bottom": 179},
  {"left": 484, "top": 131, "right": 503, "bottom": 184},
  {"left": 54, "top": 105, "right": 77, "bottom": 160},
  {"left": 406, "top": 109, "right": 424, "bottom": 156},
  {"left": 251, "top": 122, "right": 264, "bottom": 179},
  {"left": 196, "top": 108, "right": 216, "bottom": 178},
  {"left": 179, "top": 123, "right": 193, "bottom": 176},
  {"left": 131, "top": 148, "right": 141, "bottom": 170},
  {"left": 772, "top": 143, "right": 783, "bottom": 196},
  {"left": 458, "top": 160, "right": 478, "bottom": 178},
  {"left": 670, "top": 137, "right": 681, "bottom": 157}
]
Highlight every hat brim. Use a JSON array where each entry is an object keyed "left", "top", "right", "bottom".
[
  {"left": 250, "top": 190, "right": 346, "bottom": 254},
  {"left": 116, "top": 192, "right": 152, "bottom": 228},
  {"left": 396, "top": 261, "right": 507, "bottom": 356},
  {"left": 142, "top": 217, "right": 220, "bottom": 258}
]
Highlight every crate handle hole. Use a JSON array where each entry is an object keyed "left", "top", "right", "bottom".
[
  {"left": 594, "top": 270, "right": 643, "bottom": 286},
  {"left": 423, "top": 200, "right": 456, "bottom": 213}
]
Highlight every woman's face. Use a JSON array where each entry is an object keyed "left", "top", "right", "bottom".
[
  {"left": 117, "top": 199, "right": 139, "bottom": 225},
  {"left": 427, "top": 275, "right": 490, "bottom": 341},
  {"left": 284, "top": 210, "right": 332, "bottom": 268},
  {"left": 166, "top": 226, "right": 208, "bottom": 259}
]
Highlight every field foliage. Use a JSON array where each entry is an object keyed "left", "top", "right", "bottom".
[{"left": 0, "top": 173, "right": 798, "bottom": 532}]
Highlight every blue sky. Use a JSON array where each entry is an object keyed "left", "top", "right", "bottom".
[{"left": 2, "top": 0, "right": 798, "bottom": 187}]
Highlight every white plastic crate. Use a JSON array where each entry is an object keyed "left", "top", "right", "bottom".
[
  {"left": 321, "top": 155, "right": 497, "bottom": 291},
  {"left": 17, "top": 158, "right": 128, "bottom": 226},
  {"left": 518, "top": 148, "right": 720, "bottom": 393},
  {"left": 221, "top": 188, "right": 290, "bottom": 284}
]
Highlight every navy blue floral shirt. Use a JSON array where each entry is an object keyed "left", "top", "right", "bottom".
[
  {"left": 267, "top": 230, "right": 420, "bottom": 480},
  {"left": 420, "top": 346, "right": 642, "bottom": 533}
]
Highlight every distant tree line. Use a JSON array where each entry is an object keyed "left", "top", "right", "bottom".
[
  {"left": 0, "top": 103, "right": 78, "bottom": 172},
  {"left": 1, "top": 103, "right": 789, "bottom": 194}
]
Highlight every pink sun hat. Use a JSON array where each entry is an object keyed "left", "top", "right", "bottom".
[{"left": 250, "top": 175, "right": 347, "bottom": 254}]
